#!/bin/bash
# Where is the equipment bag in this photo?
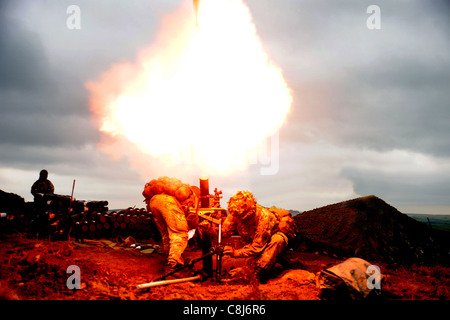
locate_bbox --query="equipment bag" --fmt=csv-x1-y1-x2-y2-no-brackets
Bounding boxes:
316,257,382,300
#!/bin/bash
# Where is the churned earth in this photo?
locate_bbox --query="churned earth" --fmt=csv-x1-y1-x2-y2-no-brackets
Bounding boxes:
0,233,448,300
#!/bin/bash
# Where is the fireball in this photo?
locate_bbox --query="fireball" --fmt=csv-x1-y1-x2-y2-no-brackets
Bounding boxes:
86,0,292,175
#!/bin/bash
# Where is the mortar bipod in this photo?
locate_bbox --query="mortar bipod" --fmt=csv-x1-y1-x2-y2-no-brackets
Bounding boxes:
136,245,223,290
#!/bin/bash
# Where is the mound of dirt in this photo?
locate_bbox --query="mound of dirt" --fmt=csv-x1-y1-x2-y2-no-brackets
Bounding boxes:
293,195,448,264
0,189,25,212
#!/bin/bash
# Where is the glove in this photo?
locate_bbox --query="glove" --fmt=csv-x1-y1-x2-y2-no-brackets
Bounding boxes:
199,220,211,233
223,245,235,257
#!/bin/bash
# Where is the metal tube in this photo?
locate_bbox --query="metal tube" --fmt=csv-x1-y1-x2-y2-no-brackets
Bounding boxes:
199,177,209,208
216,223,223,283
68,179,76,214
136,274,202,290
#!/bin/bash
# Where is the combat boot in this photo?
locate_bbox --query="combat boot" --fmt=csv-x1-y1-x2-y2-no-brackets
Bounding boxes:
254,266,271,284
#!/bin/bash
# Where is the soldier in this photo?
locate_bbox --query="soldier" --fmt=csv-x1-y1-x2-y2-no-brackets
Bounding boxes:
30,169,55,237
143,177,200,272
31,169,55,198
221,191,296,280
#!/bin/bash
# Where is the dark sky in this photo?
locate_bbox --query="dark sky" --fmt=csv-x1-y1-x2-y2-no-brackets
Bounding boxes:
1,0,449,213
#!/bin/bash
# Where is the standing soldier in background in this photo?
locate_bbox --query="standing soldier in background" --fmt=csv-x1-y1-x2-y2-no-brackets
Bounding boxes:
31,169,55,198
30,169,55,237
221,191,296,281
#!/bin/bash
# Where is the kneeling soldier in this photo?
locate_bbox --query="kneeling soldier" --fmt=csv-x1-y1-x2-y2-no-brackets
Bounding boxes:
221,191,296,280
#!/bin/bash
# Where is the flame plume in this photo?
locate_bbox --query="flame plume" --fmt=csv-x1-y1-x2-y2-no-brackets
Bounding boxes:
86,0,292,176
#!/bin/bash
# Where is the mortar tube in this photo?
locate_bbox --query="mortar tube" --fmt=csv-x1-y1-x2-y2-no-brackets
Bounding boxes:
199,176,209,208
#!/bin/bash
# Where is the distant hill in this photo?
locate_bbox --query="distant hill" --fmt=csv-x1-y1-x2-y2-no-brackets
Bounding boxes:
293,195,449,264
288,209,302,217
407,213,450,232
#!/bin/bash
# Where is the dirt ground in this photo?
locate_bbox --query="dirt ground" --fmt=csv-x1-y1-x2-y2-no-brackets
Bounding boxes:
0,233,448,300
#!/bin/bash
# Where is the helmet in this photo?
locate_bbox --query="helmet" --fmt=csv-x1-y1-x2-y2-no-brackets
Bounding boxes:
39,169,48,180
227,190,257,220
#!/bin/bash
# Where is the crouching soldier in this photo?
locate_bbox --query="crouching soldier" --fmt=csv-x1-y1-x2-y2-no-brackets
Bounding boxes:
221,191,296,281
143,177,200,272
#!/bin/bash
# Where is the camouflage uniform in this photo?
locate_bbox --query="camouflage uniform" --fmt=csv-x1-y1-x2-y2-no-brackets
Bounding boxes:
31,179,55,196
222,204,288,270
149,194,189,268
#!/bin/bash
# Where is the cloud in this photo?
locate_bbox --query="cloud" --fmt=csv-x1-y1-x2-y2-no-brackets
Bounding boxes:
248,139,450,213
244,0,450,213
0,6,52,92
326,12,450,157
0,2,97,148
0,0,184,148
341,149,450,207
246,0,450,157
0,0,190,209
